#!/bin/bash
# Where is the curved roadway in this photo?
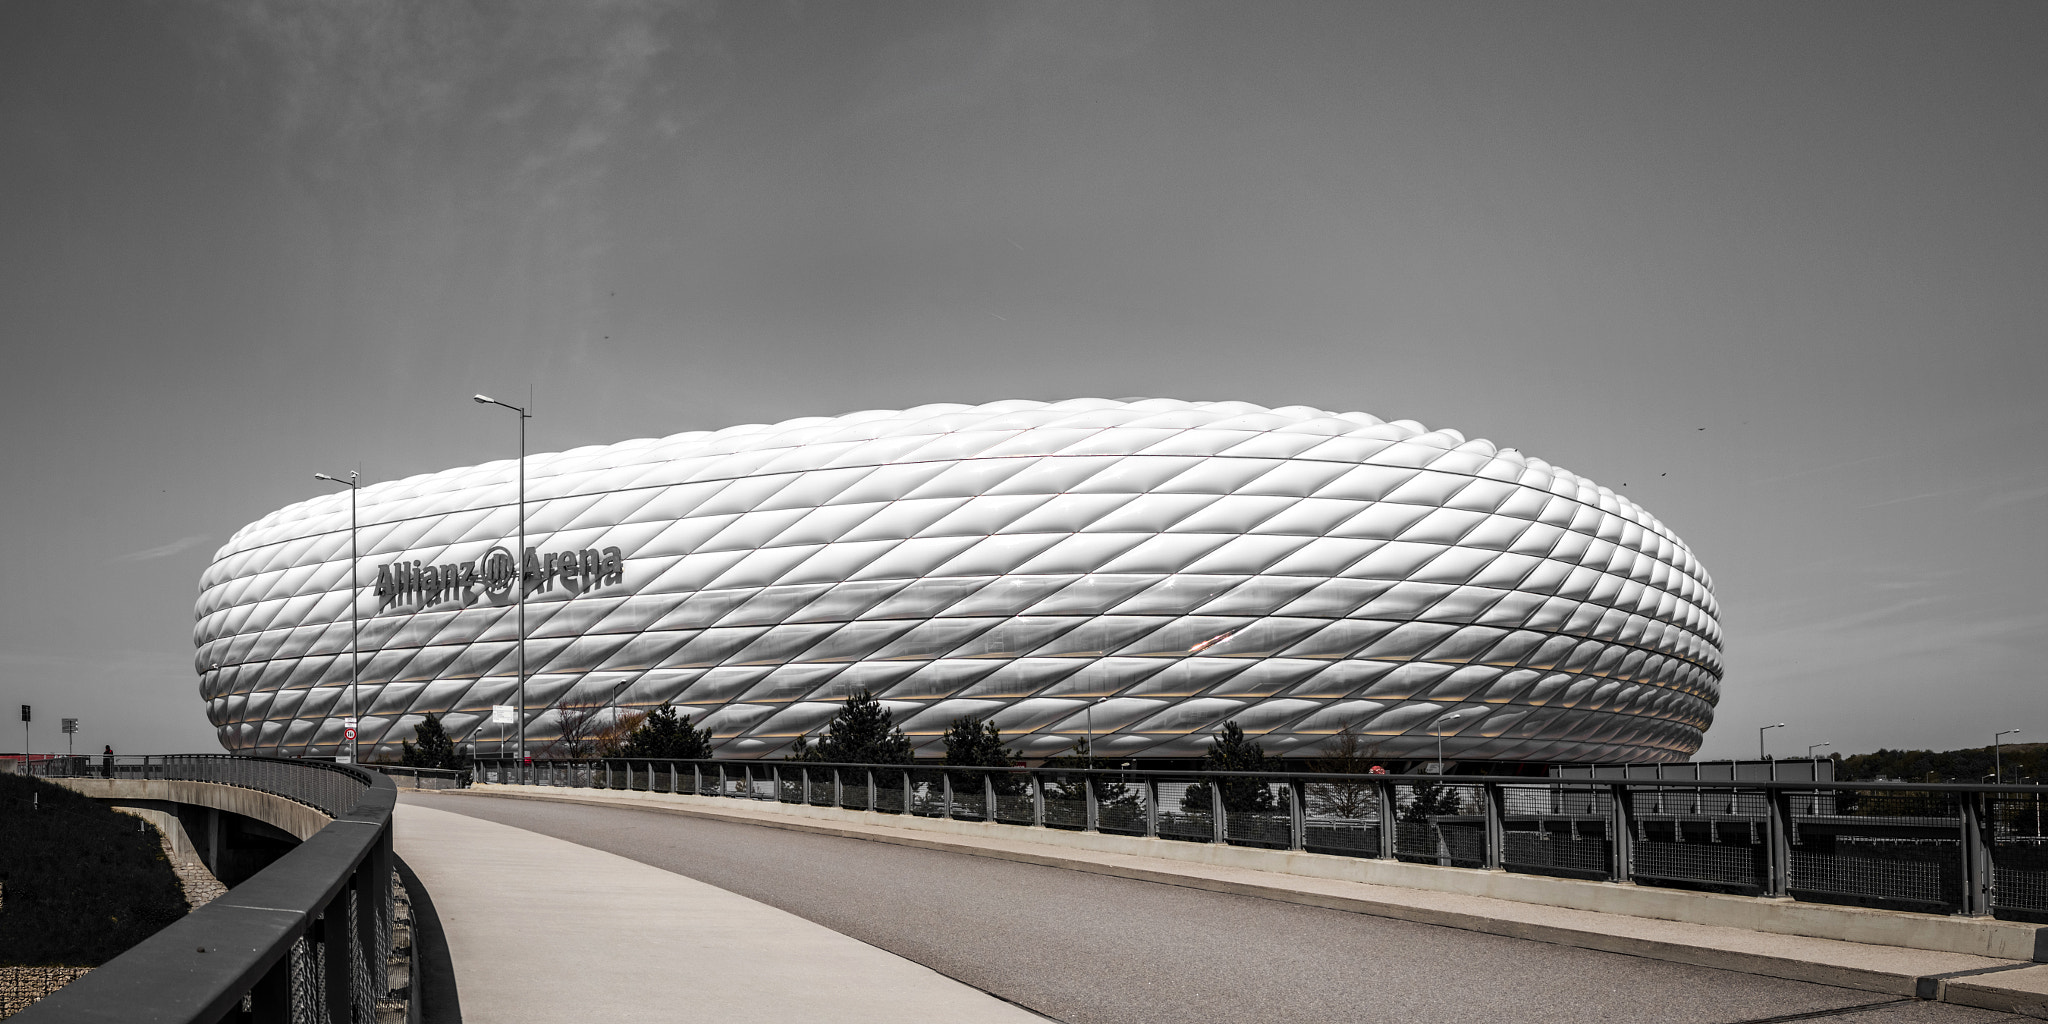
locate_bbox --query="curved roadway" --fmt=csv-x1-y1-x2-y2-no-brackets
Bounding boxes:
406,791,2020,1024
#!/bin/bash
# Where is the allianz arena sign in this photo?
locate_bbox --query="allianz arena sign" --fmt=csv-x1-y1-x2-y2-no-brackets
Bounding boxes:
373,544,626,608
194,399,1723,763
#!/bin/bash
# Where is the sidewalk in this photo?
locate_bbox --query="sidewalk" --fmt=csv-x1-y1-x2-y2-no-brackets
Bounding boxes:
441,785,2048,1019
393,801,1044,1023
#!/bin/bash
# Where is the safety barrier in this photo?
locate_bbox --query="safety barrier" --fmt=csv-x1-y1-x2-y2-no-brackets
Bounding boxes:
479,757,2048,922
15,756,396,1024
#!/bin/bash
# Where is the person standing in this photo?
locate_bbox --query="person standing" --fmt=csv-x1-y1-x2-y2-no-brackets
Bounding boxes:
102,743,114,778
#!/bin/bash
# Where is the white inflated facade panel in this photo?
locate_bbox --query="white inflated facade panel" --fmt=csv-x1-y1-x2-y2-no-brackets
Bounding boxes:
194,399,1723,763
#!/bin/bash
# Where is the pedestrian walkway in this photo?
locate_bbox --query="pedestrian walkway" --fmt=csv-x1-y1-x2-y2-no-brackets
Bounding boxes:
393,802,1045,1023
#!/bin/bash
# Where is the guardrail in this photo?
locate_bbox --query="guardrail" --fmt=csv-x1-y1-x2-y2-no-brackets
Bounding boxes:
362,763,470,790
479,757,2048,923
15,756,396,1024
26,754,373,818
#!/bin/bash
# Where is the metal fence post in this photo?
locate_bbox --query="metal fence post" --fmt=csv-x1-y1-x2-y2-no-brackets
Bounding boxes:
1145,776,1158,838
1084,773,1099,832
1376,780,1397,860
321,891,352,1024
942,772,953,818
903,770,913,814
1289,778,1307,852
1211,777,1227,844
693,763,702,796
868,769,877,811
1962,790,1993,916
1765,785,1793,897
1608,783,1635,883
717,762,727,798
1482,781,1506,870
833,767,843,807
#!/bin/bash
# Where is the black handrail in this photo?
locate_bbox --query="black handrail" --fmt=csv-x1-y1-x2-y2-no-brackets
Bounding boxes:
16,758,397,1024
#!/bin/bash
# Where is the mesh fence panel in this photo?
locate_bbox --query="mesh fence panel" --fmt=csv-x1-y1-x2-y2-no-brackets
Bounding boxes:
872,769,908,814
1222,781,1292,849
1626,785,1766,894
1788,789,1961,912
993,776,1036,825
1303,778,1382,857
1154,779,1214,843
1041,772,1087,830
1499,784,1611,879
1392,782,1484,867
944,771,986,820
1096,775,1148,836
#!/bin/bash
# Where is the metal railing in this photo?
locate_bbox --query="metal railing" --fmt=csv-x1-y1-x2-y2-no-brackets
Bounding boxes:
479,756,2048,923
15,756,397,1024
24,754,374,818
362,763,470,790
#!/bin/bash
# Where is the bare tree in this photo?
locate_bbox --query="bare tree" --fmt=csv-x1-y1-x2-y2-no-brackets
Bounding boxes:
548,697,611,759
1305,728,1383,818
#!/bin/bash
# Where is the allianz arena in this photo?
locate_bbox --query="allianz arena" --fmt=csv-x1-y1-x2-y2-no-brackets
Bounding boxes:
194,398,1722,763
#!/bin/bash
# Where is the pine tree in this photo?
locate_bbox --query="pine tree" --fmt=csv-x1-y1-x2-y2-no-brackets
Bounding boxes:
400,713,462,770
797,690,913,764
619,705,712,760
1182,721,1278,814
942,716,1016,767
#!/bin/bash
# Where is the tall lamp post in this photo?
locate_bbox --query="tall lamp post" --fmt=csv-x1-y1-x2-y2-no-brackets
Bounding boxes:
1759,722,1785,759
1807,741,1831,759
473,393,531,781
1435,708,1471,773
313,470,362,764
1996,729,2022,785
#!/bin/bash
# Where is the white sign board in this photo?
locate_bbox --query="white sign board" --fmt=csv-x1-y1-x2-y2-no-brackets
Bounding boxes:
491,704,517,725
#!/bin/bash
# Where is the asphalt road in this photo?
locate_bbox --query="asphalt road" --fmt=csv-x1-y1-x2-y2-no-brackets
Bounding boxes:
405,792,2022,1024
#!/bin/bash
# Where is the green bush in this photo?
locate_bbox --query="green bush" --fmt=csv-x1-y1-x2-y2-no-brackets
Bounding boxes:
0,774,188,966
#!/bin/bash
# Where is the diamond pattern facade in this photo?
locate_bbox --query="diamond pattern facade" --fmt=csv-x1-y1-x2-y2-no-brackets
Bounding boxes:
194,398,1722,763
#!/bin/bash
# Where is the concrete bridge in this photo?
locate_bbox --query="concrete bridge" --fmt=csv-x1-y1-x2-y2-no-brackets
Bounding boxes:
24,760,2048,1023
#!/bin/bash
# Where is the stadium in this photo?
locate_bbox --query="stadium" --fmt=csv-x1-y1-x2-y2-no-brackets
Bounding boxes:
193,398,1723,764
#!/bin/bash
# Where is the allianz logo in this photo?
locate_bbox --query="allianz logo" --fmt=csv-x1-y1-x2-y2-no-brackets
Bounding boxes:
375,544,626,609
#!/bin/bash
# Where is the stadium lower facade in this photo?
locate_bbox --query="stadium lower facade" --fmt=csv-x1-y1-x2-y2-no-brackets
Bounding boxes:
194,399,1723,763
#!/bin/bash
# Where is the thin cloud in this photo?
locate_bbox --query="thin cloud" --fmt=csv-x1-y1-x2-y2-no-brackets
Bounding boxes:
113,534,211,563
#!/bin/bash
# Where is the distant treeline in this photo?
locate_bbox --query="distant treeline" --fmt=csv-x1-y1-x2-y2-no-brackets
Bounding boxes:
1837,742,2044,783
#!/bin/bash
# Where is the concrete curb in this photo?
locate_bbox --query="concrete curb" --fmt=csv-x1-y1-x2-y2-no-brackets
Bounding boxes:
439,785,2048,1018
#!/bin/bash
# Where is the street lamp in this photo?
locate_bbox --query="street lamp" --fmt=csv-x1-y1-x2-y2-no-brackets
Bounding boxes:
1085,695,1109,765
473,392,532,781
1807,741,1831,759
314,470,362,765
1996,729,2022,785
1759,723,1786,759
1435,708,1472,774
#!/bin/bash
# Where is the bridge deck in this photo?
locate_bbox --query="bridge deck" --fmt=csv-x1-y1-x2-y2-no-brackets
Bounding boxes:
393,801,1041,1023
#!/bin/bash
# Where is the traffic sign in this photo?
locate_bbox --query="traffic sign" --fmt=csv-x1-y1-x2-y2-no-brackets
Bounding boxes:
491,704,516,725
60,718,77,734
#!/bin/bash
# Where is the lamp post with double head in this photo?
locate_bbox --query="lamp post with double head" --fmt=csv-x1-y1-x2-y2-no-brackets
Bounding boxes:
473,393,531,781
313,471,361,764
1996,729,2022,785
1759,722,1785,759
1807,741,1831,759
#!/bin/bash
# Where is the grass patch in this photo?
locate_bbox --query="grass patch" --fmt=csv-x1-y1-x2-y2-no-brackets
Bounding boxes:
0,774,188,966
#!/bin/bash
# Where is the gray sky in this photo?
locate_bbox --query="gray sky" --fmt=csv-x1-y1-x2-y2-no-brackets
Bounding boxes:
4,1,2042,761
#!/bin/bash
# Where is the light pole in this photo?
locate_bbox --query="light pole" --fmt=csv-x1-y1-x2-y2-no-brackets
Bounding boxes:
474,392,532,781
1436,709,1471,773
314,471,362,764
1759,722,1785,759
1085,695,1108,765
1807,741,1831,759
1996,729,2022,785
